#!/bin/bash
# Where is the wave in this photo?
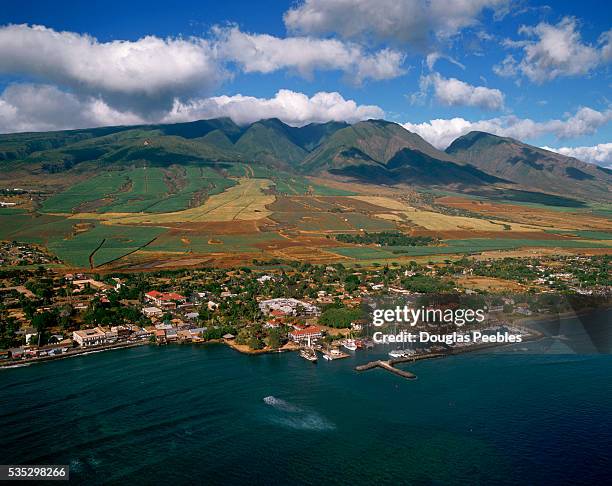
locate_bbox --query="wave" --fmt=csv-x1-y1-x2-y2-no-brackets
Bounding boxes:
263,396,335,431
0,363,31,369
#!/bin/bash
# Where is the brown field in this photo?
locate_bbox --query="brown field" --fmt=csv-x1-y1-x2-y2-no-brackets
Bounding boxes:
436,196,612,230
457,276,528,292
350,195,539,232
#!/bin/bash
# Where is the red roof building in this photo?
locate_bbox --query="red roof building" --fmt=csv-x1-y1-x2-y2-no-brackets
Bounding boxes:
289,326,322,342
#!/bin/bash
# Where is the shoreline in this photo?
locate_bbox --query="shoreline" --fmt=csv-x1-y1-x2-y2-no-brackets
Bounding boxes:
0,340,149,369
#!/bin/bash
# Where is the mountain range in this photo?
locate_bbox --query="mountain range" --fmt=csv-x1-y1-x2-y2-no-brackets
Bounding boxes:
0,117,610,202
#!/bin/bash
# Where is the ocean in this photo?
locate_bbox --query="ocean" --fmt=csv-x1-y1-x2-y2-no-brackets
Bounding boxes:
1,310,611,485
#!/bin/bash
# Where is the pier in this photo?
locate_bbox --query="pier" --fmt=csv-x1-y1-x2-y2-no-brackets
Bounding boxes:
355,353,446,380
355,359,417,380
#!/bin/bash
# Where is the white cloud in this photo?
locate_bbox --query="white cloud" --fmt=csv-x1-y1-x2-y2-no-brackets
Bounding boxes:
0,24,223,103
0,84,383,133
423,73,504,110
0,84,143,133
162,89,384,126
402,106,612,149
284,0,509,47
495,17,607,83
215,26,405,82
412,72,504,110
541,143,612,168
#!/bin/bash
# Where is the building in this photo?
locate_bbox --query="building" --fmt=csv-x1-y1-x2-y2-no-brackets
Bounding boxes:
259,298,320,317
289,326,323,343
73,328,107,347
144,291,186,309
142,306,163,318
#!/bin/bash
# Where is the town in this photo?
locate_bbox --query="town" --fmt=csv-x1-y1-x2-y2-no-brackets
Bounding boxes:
1,243,610,365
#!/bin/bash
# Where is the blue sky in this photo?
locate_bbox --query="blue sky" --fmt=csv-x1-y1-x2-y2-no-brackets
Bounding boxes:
0,0,610,165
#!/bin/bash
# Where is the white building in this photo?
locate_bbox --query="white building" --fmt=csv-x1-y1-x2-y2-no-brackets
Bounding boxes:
73,328,107,347
258,298,320,317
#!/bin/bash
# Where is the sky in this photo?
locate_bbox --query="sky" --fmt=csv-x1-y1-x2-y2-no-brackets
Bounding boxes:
0,0,611,166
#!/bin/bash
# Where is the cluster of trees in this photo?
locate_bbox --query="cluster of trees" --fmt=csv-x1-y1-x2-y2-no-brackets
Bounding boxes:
335,232,436,247
319,303,365,329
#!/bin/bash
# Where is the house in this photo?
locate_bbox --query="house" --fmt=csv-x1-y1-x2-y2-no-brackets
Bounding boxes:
289,326,322,343
177,330,192,341
111,325,131,338
154,329,167,343
73,328,107,347
24,327,38,344
165,329,178,342
142,306,163,318
144,290,186,309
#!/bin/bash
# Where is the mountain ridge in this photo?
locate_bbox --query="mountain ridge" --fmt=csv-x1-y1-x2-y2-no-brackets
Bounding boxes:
0,118,609,202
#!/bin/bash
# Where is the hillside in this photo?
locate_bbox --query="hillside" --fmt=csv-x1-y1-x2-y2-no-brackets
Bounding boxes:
446,131,612,201
0,119,610,203
300,119,456,173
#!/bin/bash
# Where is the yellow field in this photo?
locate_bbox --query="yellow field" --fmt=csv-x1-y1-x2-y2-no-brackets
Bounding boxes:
349,195,539,232
70,179,275,224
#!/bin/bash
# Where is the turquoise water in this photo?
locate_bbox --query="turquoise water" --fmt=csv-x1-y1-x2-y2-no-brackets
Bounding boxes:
1,314,612,485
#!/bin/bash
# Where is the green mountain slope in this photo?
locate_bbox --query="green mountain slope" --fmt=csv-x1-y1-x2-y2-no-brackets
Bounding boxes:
300,119,455,173
446,131,612,201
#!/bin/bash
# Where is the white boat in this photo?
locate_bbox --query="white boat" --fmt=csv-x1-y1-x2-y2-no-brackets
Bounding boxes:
342,339,358,351
322,353,333,361
388,348,416,358
388,348,406,358
300,348,317,362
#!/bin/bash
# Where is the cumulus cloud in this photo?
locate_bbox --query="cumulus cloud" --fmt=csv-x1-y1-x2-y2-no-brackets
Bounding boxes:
421,73,504,110
541,143,612,168
284,0,509,48
0,84,143,133
0,84,383,133
412,73,504,110
402,106,612,149
0,24,223,110
215,26,405,82
162,89,384,126
494,17,608,83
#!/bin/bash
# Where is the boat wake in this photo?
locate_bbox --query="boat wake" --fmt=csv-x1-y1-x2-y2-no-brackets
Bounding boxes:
263,396,335,431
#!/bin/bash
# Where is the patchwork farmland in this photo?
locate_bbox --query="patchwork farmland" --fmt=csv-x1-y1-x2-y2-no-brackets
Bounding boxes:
1,163,611,269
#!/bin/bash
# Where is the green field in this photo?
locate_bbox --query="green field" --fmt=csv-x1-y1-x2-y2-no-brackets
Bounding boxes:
145,231,283,254
144,166,236,213
41,172,128,213
332,237,612,260
48,224,165,267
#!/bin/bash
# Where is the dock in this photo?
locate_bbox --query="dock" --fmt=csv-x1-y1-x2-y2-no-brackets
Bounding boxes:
355,353,446,380
355,360,417,380
321,349,350,360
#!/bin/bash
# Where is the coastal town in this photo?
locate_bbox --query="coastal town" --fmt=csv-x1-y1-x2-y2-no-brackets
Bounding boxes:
0,242,610,367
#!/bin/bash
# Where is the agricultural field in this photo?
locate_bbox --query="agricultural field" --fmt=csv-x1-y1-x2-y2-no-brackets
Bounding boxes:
75,178,275,224
435,195,612,230
48,224,165,268
1,165,610,269
41,172,128,213
349,195,537,232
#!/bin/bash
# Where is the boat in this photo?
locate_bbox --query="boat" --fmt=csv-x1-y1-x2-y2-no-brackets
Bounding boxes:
300,335,318,362
388,348,416,358
322,353,333,361
388,348,407,358
342,339,358,351
300,347,317,362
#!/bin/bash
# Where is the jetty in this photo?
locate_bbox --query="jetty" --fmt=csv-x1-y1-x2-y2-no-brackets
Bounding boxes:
355,359,417,380
355,353,446,380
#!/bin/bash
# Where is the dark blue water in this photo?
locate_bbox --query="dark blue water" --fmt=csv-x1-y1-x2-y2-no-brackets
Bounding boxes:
2,316,612,485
